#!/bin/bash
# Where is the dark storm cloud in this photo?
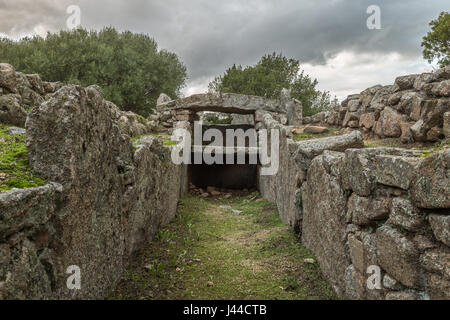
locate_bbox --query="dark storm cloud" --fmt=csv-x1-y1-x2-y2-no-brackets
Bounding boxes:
0,0,448,96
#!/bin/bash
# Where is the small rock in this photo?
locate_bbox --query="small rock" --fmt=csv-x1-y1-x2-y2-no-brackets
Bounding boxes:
232,209,243,215
219,205,232,210
201,193,209,198
304,125,329,134
304,258,315,264
224,194,232,199
7,126,26,135
207,281,214,287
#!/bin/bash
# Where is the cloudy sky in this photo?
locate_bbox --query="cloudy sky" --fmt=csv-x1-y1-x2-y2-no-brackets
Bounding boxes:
0,0,448,100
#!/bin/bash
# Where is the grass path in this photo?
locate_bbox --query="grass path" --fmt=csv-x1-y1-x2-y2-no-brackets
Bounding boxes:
110,193,338,300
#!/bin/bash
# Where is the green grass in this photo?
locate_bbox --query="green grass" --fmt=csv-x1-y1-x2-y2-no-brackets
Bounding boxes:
110,193,338,300
364,137,449,153
132,133,177,148
0,125,45,192
293,126,340,141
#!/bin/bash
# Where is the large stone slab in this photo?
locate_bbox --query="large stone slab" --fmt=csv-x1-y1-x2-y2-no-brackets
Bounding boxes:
157,93,283,115
292,130,363,171
343,148,422,196
374,155,420,190
411,149,450,209
302,154,350,294
376,225,421,289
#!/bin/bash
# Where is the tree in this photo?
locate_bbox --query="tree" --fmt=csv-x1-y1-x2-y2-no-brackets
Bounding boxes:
422,11,449,68
208,52,334,116
0,27,187,117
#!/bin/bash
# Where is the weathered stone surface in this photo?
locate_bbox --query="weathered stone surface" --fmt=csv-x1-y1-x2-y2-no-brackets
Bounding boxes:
385,291,418,300
0,63,18,93
420,249,450,277
348,234,365,273
376,225,421,288
125,136,187,255
303,125,329,134
410,94,424,121
293,131,363,171
344,265,365,299
374,107,403,138
16,72,45,108
420,249,450,299
326,111,340,126
347,120,359,128
0,235,54,300
25,74,44,95
42,81,62,94
426,126,443,141
360,85,382,109
281,88,303,126
444,111,450,137
302,154,350,294
159,93,283,115
231,114,254,125
393,74,419,92
412,98,450,141
156,93,172,106
0,183,62,299
429,214,450,246
359,113,375,129
342,111,360,127
410,119,427,142
414,72,435,91
347,194,390,226
411,149,450,209
362,233,378,266
310,111,327,124
383,274,403,291
400,122,413,144
397,91,420,115
343,148,422,196
423,79,450,97
388,198,425,232
21,84,186,299
413,234,437,252
7,126,26,135
0,94,27,127
374,155,420,189
347,99,360,112
0,183,62,241
258,115,302,230
422,273,450,300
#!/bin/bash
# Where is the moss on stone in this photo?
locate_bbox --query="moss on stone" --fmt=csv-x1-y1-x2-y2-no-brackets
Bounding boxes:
0,124,45,192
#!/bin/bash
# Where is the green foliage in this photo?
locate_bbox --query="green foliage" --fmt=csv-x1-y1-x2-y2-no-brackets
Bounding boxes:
0,27,187,117
0,125,45,191
203,113,233,125
422,12,450,68
208,52,336,116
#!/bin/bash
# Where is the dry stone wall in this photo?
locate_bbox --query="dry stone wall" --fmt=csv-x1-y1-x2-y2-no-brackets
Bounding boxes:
306,66,450,143
259,114,449,300
0,78,187,299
